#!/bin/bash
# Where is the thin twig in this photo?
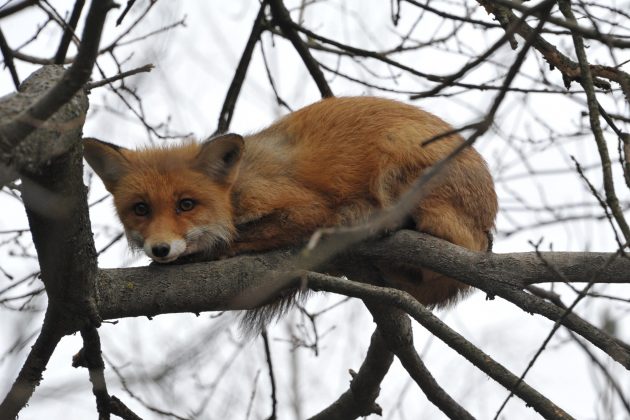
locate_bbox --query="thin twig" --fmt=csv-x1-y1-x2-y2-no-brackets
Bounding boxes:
480,0,630,48
259,39,292,112
410,0,554,100
214,1,268,135
261,330,277,420
268,0,333,98
96,232,125,256
569,332,630,416
570,156,624,249
495,241,626,418
0,28,19,89
0,308,65,419
494,283,594,419
85,63,154,91
105,356,191,420
527,286,630,416
478,0,630,101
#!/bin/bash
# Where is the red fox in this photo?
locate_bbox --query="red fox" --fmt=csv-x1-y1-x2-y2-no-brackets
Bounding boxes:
84,96,497,307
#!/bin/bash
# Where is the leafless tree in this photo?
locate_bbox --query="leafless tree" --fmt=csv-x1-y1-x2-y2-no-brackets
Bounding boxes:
1,1,629,419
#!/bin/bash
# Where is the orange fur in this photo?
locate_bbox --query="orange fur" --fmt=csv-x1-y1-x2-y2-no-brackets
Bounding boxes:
84,96,497,307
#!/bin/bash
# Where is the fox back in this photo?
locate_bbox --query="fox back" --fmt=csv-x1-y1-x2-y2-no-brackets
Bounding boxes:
84,96,497,307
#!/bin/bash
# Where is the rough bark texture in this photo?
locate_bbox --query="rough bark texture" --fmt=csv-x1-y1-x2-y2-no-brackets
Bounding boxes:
0,64,98,420
96,231,630,321
97,251,292,319
14,65,98,319
0,0,114,187
0,65,87,185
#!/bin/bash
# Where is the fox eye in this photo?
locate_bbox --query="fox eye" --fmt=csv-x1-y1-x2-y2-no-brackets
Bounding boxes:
178,198,196,212
133,202,150,216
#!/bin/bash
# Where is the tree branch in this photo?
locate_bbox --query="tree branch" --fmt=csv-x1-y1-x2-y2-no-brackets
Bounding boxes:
477,0,630,102
53,0,85,65
558,0,630,243
0,307,65,420
96,231,630,320
307,274,574,420
0,26,105,414
0,0,116,176
367,303,476,420
0,65,88,187
84,63,154,91
0,27,20,89
261,330,277,420
481,0,630,49
353,232,630,369
308,328,393,420
0,0,39,20
76,326,111,420
214,1,267,135
94,230,630,369
268,0,333,98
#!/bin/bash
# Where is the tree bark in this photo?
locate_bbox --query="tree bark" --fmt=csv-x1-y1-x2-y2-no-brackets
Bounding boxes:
95,231,630,321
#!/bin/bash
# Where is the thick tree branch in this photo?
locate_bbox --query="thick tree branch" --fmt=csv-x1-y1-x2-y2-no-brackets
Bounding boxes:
353,233,630,368
0,94,98,418
94,230,630,369
0,0,116,181
0,65,88,185
0,33,112,416
355,232,630,287
0,58,99,418
96,231,630,320
18,95,97,313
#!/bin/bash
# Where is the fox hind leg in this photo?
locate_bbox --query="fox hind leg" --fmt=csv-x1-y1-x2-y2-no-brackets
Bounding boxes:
378,203,486,307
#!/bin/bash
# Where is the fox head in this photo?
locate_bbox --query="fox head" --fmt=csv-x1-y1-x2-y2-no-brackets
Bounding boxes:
83,134,244,263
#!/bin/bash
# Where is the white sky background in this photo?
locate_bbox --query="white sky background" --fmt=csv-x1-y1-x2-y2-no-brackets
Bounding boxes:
1,1,629,419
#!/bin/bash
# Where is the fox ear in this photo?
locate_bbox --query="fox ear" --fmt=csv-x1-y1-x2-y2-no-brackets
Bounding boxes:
195,133,244,184
83,138,130,192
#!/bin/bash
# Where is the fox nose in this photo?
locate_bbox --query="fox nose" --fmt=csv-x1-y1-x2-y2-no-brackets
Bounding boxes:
152,243,170,258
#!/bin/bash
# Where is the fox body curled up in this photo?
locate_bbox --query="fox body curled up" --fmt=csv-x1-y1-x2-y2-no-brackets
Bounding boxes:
84,96,497,308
